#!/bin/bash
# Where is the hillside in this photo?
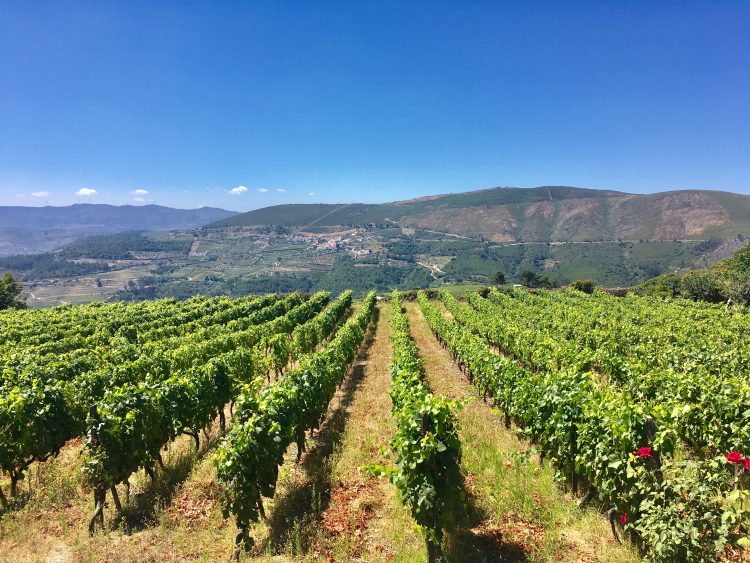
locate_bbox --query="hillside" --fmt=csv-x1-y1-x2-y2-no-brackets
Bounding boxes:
0,204,236,256
210,186,750,243
9,186,750,305
633,236,750,304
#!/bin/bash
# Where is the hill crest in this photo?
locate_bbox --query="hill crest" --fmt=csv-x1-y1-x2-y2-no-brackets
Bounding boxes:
209,185,749,243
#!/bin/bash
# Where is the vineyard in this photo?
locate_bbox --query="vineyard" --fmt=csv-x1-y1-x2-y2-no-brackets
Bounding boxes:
0,288,749,561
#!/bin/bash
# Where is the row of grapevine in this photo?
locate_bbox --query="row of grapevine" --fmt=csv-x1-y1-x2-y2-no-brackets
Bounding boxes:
0,293,278,378
468,289,750,457
484,287,750,391
83,291,355,531
386,291,462,562
213,292,376,560
263,290,355,381
502,287,750,373
291,290,353,359
0,296,200,346
0,293,307,507
1,293,260,354
419,291,749,561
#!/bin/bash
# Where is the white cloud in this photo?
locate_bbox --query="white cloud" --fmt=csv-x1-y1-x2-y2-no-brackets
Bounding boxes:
133,197,146,203
308,192,316,196
76,188,97,197
257,187,269,193
132,189,148,196
30,191,49,197
229,185,248,195
276,188,286,192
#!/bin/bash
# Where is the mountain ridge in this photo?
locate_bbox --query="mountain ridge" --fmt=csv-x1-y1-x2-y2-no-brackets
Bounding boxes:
0,203,235,229
0,204,237,256
208,186,750,243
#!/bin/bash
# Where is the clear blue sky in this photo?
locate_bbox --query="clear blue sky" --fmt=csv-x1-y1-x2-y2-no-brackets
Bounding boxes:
1,1,748,211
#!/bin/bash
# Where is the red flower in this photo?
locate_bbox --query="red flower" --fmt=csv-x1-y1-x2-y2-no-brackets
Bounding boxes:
744,458,750,471
636,447,653,459
620,512,628,525
726,450,745,464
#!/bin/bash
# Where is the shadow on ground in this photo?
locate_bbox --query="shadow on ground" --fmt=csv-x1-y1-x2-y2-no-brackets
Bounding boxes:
254,308,380,556
113,427,222,533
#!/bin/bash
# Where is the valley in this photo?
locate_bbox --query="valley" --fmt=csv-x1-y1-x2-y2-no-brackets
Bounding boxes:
5,186,747,306
19,224,714,307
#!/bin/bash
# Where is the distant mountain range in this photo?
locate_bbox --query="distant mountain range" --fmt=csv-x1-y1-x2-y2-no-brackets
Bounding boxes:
0,204,236,256
210,186,750,243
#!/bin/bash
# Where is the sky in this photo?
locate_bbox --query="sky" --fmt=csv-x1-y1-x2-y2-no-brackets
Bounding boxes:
0,1,748,211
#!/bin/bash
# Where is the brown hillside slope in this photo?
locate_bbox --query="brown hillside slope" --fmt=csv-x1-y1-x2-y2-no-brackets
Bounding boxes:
214,187,750,243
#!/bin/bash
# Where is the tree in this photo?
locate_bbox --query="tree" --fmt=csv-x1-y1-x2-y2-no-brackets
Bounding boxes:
519,270,558,289
0,272,26,310
724,270,750,306
519,270,539,287
633,274,681,299
680,270,725,303
492,271,506,285
536,274,559,289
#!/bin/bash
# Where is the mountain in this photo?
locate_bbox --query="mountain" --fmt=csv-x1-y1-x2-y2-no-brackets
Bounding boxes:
209,186,750,243
11,186,750,306
0,203,235,231
0,204,237,256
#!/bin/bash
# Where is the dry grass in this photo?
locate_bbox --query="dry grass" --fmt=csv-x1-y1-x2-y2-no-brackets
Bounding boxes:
0,414,235,563
313,303,425,562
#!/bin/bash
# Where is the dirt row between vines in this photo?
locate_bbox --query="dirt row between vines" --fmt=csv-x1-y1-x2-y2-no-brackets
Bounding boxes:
404,301,638,563
312,302,424,561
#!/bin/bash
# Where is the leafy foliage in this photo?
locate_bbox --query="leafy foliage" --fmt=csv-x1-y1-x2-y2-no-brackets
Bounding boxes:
635,242,750,305
425,288,750,560
213,292,376,543
382,291,463,551
569,279,594,294
0,292,334,507
518,269,559,289
83,292,341,492
633,273,682,298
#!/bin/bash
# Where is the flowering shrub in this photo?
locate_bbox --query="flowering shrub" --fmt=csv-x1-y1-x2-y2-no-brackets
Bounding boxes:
636,446,653,459
631,457,749,562
727,450,745,464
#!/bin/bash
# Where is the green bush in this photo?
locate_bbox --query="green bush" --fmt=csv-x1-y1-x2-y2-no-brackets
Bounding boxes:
719,241,750,272
633,274,682,299
680,270,725,303
569,279,595,294
724,270,750,306
0,272,26,310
